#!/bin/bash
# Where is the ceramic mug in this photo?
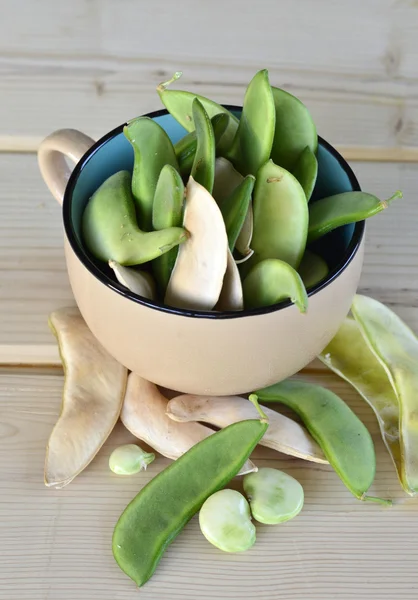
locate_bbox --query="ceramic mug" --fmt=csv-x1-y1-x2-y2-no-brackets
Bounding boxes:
38,107,365,395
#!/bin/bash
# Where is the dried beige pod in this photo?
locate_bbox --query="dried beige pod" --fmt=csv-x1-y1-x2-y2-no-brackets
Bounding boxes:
213,157,244,204
108,260,156,299
45,308,127,488
235,247,255,264
120,372,256,475
213,157,253,258
166,394,328,464
215,248,244,311
165,176,228,310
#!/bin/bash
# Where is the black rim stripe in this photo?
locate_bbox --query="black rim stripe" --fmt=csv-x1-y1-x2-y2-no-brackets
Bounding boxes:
63,105,364,320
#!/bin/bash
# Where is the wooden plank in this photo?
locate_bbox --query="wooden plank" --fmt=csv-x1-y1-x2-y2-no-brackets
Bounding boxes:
0,369,416,600
355,161,418,326
341,146,418,163
0,154,74,364
2,68,418,153
0,154,417,364
2,0,418,150
0,0,416,78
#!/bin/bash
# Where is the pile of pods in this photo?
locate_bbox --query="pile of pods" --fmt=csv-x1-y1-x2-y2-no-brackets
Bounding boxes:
45,289,418,588
82,69,402,312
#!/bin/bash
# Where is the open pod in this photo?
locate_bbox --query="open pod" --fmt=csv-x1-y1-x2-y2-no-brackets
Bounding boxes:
215,249,244,312
320,316,403,490
351,294,418,495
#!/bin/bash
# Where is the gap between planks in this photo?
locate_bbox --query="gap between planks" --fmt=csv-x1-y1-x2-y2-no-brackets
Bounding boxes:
2,135,418,164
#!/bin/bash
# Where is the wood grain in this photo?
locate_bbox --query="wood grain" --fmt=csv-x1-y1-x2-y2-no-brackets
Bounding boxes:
0,154,73,364
1,370,417,600
3,74,418,155
1,2,418,596
2,0,418,151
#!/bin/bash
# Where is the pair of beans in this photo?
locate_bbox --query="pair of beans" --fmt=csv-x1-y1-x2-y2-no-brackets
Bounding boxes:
199,467,304,553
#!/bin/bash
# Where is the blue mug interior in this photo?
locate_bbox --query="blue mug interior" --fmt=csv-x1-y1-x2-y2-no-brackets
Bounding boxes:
65,107,362,315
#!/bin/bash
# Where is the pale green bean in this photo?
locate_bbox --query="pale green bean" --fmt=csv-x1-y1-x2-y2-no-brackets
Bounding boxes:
243,467,304,524
199,489,255,552
109,444,155,475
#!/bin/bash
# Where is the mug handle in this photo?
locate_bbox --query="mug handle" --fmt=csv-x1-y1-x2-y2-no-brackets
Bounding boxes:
38,129,96,206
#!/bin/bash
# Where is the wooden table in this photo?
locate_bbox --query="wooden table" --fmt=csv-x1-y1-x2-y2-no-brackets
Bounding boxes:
2,2,418,598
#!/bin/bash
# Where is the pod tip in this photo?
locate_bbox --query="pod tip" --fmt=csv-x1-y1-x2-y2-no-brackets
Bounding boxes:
382,190,403,209
361,494,393,507
157,71,183,93
295,297,308,314
248,394,269,424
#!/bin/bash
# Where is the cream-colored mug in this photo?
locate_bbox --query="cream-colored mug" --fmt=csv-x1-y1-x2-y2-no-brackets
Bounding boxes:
38,108,365,395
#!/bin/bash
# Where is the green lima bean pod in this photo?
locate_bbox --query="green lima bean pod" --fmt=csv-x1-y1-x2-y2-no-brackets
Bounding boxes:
157,71,238,154
220,175,255,252
174,112,229,177
225,69,276,177
124,117,179,231
255,380,392,505
82,171,187,266
249,159,308,271
292,146,318,201
112,397,268,587
243,259,308,312
190,98,215,193
298,250,329,289
152,164,185,294
270,86,318,172
308,190,403,243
